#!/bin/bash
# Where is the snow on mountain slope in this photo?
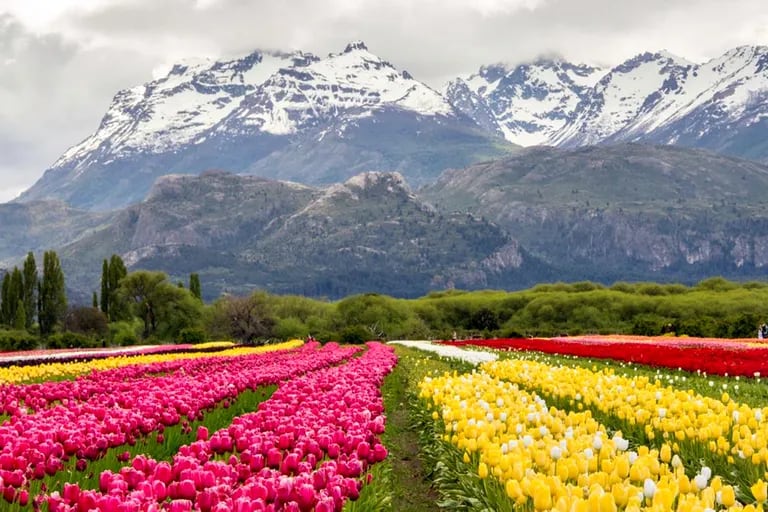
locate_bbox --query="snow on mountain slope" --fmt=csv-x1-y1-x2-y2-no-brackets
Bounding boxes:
53,41,455,173
553,46,768,147
449,46,768,157
217,41,454,137
551,51,694,145
446,59,603,146
53,50,311,173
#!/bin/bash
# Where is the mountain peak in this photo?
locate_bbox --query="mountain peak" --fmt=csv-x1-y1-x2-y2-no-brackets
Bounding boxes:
343,40,369,53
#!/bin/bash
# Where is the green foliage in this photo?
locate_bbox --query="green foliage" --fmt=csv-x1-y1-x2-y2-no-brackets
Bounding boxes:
46,331,97,349
109,320,141,346
64,306,109,339
179,327,206,344
205,291,276,344
39,251,67,336
0,268,26,328
0,329,38,351
102,254,129,321
273,316,308,340
336,293,409,340
225,277,768,341
12,300,25,331
22,252,37,328
118,270,202,340
189,273,202,301
339,325,371,344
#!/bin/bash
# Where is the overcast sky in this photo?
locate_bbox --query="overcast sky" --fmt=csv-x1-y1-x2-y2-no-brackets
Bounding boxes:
1,0,767,203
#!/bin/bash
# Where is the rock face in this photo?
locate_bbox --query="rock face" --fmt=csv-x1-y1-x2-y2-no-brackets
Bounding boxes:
0,201,113,266
17,42,514,211
5,144,768,301
53,171,543,300
422,143,768,282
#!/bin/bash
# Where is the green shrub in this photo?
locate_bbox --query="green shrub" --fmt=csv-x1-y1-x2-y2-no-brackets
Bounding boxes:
0,330,39,351
340,325,370,344
46,332,96,349
179,327,206,344
110,320,141,346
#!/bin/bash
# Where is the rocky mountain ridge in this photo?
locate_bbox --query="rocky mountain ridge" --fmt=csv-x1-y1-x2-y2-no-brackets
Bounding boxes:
449,46,768,160
18,41,513,210
38,171,545,300
422,143,768,282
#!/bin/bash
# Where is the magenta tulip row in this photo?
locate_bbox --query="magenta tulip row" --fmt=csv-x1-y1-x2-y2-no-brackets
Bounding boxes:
0,343,361,501
0,344,223,368
2,348,310,416
47,342,397,512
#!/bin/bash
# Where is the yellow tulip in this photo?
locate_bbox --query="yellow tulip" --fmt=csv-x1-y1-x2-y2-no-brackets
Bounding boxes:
659,444,671,463
720,485,735,507
532,481,553,511
598,492,617,512
752,479,768,502
478,462,489,479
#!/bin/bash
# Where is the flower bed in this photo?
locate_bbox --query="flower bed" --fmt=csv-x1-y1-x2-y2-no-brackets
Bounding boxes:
442,336,768,376
0,341,301,385
0,342,360,504
47,342,397,511
419,367,767,510
388,340,497,365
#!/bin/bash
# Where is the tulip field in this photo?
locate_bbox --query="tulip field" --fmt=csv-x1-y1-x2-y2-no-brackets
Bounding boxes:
1,335,767,511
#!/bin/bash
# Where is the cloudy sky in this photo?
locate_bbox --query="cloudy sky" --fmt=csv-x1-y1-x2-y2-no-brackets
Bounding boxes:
1,0,767,203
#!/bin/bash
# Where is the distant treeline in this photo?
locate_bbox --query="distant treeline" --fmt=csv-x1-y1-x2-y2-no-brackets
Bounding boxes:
266,277,768,342
2,271,767,349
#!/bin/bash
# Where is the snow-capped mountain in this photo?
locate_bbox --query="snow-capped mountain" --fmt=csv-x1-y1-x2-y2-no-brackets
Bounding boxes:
445,59,604,145
18,43,768,211
550,51,695,145
451,46,768,160
19,41,512,210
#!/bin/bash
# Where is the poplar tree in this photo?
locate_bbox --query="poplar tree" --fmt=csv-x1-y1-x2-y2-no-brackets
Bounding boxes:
39,251,67,336
22,252,37,329
100,259,109,316
189,273,202,301
100,255,127,321
8,268,23,328
0,273,10,326
13,300,25,331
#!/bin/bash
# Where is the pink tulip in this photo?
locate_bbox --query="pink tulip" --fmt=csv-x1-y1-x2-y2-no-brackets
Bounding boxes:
168,499,193,512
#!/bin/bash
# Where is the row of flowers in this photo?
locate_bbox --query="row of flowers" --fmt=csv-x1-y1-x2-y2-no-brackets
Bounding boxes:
441,337,768,376
0,341,237,367
480,358,768,477
0,341,304,416
388,340,498,365
0,341,300,385
0,341,360,501
419,367,768,511
46,342,397,511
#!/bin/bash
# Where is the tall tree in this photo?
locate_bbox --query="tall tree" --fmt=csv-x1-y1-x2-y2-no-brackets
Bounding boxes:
8,268,23,329
13,300,26,331
92,292,98,309
100,259,109,316
39,250,67,336
107,255,127,321
189,273,202,301
118,270,200,340
0,273,10,326
100,255,128,321
207,292,276,344
22,252,37,329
